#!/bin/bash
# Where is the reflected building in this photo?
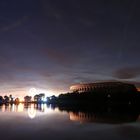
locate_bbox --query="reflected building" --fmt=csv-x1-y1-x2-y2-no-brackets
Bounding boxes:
69,111,139,124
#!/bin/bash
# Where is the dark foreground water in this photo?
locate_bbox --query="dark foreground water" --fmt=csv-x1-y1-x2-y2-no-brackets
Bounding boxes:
0,104,140,140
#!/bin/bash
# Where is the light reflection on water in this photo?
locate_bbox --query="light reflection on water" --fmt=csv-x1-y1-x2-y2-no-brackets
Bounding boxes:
0,104,140,140
0,103,140,123
0,103,59,119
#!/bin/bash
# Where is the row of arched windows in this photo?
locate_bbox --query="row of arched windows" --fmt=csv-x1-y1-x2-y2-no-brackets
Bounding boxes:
71,83,135,93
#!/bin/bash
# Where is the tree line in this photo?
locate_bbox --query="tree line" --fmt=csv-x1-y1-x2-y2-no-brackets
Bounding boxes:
0,90,140,105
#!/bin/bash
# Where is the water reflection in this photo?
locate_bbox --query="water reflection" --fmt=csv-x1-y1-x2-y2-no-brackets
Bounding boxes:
0,104,140,140
0,104,140,124
0,103,57,119
69,111,139,124
28,104,36,119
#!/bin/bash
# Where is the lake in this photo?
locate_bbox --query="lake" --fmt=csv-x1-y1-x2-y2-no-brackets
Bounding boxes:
0,103,140,140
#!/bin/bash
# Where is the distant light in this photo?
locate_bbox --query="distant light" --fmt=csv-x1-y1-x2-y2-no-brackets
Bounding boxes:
137,88,140,92
19,98,24,102
43,98,47,102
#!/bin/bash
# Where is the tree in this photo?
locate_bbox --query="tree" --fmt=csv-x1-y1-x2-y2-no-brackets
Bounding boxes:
34,93,45,102
24,96,32,103
15,98,20,104
9,95,14,103
34,95,40,102
39,93,45,101
4,95,9,103
0,96,3,104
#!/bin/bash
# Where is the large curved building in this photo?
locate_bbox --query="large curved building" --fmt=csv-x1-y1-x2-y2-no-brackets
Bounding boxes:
70,82,137,93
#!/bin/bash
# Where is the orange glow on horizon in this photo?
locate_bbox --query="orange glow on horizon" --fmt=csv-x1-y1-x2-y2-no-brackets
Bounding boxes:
0,87,67,99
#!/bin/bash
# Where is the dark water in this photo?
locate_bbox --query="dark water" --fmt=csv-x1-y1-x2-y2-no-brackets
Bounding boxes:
0,104,140,140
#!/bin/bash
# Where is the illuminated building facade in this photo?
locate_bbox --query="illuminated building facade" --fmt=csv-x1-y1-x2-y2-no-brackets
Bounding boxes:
70,82,137,93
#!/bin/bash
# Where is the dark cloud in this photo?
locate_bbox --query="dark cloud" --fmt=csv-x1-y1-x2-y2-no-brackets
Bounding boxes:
0,0,139,96
41,46,89,67
113,67,140,79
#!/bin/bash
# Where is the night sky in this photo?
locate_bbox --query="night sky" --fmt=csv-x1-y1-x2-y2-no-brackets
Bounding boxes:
0,0,140,97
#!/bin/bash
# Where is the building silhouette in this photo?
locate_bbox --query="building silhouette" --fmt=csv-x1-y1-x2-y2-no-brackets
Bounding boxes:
70,82,137,93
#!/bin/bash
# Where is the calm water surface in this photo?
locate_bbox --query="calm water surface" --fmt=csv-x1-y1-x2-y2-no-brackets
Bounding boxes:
0,104,140,140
